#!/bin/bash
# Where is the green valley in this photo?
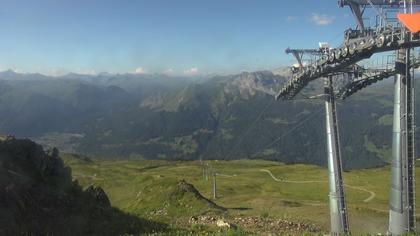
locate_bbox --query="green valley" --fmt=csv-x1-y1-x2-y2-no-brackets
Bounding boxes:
63,154,420,235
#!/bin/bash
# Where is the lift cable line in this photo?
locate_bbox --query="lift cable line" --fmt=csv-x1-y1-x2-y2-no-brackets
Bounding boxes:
251,63,420,158
251,107,324,159
273,1,420,235
225,98,275,160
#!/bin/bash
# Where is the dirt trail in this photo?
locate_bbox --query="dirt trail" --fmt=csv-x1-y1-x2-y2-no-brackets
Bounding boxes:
344,184,376,203
259,169,375,203
259,169,326,183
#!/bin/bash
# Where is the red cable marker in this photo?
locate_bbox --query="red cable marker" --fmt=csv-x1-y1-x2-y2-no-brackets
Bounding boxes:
397,12,420,33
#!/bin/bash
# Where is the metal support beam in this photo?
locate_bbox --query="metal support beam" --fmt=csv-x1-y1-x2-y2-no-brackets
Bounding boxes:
324,76,350,235
205,164,209,181
388,48,416,235
213,172,217,199
291,51,304,68
285,48,323,68
348,2,365,30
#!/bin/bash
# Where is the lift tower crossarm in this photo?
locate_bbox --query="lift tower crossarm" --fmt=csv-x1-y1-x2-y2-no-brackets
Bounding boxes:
276,28,420,100
285,48,322,56
285,47,323,67
338,0,410,30
338,0,418,8
338,69,396,99
337,56,420,99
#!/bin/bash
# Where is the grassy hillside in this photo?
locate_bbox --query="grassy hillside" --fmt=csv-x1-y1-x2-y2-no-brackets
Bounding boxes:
63,154,420,235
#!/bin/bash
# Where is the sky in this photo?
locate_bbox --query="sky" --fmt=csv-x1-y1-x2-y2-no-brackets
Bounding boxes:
0,0,357,76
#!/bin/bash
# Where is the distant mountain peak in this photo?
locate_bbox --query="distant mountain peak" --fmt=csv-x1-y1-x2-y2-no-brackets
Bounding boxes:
0,69,49,80
0,69,20,77
230,70,286,96
272,67,292,78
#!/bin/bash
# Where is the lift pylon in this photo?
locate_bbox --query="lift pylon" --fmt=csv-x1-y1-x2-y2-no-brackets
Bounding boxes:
274,1,420,234
388,47,416,235
324,76,350,235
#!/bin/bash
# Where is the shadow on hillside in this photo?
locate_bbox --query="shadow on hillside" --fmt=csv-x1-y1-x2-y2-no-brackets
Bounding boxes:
227,207,252,211
0,137,169,236
128,164,168,172
1,204,169,236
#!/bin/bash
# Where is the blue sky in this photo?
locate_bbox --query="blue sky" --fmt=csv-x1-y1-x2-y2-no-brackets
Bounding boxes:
0,0,356,75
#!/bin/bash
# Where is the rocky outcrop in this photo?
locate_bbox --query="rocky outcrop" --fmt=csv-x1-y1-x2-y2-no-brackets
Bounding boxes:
228,71,286,97
216,219,236,229
85,185,111,207
174,180,226,211
231,216,321,233
0,137,166,236
189,215,321,234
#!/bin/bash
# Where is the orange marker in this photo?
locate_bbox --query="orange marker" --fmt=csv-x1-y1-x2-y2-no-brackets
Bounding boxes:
397,12,420,33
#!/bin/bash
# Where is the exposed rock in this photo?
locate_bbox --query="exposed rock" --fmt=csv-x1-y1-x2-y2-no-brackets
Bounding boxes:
0,137,166,235
174,180,226,211
0,137,72,187
272,67,293,78
231,216,322,234
216,219,236,229
229,71,285,97
189,215,321,234
84,185,111,207
189,215,217,224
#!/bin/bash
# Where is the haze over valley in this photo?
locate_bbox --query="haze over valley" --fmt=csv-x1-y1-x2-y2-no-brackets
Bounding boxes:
0,69,401,169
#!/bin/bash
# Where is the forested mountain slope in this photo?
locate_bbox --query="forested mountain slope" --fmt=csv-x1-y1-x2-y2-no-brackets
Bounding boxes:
0,70,406,169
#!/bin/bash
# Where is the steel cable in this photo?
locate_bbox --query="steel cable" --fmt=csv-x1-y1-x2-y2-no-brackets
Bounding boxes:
251,106,324,158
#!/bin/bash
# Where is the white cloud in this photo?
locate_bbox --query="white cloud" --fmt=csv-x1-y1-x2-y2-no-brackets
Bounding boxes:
134,67,146,74
75,68,97,75
310,13,335,26
183,67,198,76
38,67,96,76
10,68,24,73
44,68,69,76
163,68,174,75
286,16,297,22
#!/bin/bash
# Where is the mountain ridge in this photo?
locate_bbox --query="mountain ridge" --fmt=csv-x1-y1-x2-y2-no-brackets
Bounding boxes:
0,70,404,169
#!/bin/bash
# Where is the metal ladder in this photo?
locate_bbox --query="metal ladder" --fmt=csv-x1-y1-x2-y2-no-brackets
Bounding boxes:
406,47,416,231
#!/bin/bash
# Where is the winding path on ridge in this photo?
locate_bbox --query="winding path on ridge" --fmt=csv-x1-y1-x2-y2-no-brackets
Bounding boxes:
259,169,376,203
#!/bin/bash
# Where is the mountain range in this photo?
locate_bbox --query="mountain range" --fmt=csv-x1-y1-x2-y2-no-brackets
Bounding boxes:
0,69,408,169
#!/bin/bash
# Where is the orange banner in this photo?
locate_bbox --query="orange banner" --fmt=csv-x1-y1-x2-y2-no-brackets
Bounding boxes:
397,12,420,33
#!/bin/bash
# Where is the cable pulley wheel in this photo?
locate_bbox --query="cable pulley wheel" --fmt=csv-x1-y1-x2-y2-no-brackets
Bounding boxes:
349,43,357,55
375,35,385,48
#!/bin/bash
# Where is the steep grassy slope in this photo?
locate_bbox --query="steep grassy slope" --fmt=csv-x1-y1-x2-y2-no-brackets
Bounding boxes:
63,154,420,235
